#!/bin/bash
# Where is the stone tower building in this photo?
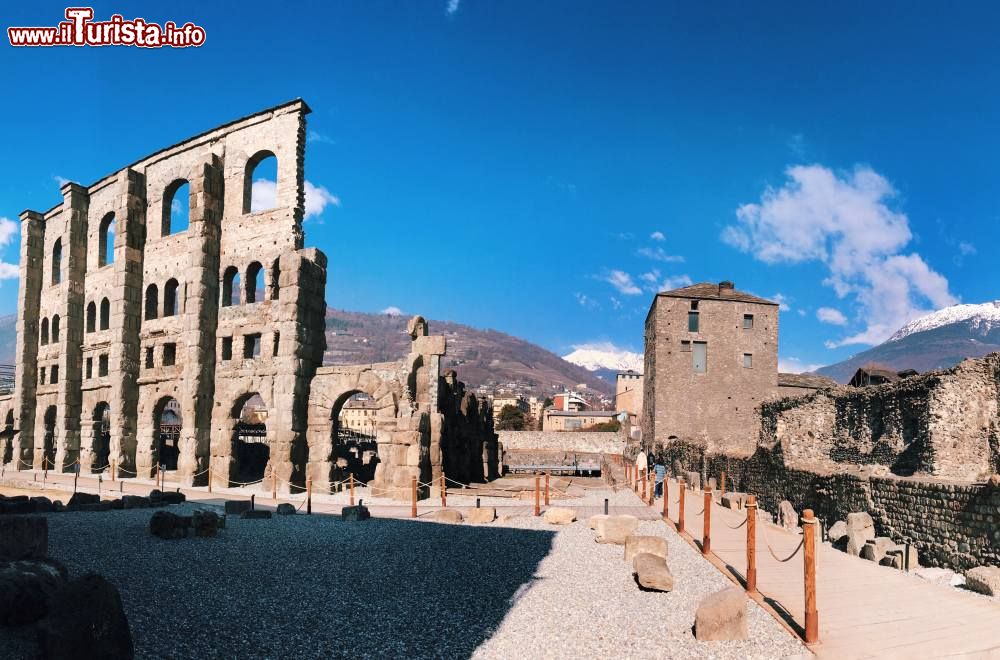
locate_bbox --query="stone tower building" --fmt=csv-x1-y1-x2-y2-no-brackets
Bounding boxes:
642,281,778,455
3,99,497,497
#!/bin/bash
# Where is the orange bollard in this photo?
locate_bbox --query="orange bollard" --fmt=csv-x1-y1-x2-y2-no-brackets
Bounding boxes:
545,472,550,506
648,471,654,506
702,487,712,555
349,473,355,506
534,476,540,516
803,509,820,643
208,467,213,493
662,477,669,520
678,478,686,533
272,470,277,501
411,476,417,518
745,495,757,593
441,473,447,507
111,459,116,482
641,470,647,501
720,470,727,495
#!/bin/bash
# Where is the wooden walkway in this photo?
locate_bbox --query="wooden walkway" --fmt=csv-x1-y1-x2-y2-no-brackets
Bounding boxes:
657,477,1000,659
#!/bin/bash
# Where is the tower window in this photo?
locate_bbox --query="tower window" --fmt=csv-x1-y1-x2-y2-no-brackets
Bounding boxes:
743,353,753,368
221,337,233,361
743,314,754,330
163,343,177,366
688,311,699,332
243,334,261,359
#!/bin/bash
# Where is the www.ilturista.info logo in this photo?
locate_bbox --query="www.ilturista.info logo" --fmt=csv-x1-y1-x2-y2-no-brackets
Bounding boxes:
8,7,206,48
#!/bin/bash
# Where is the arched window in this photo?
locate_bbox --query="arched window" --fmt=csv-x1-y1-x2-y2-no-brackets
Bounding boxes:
162,179,190,236
99,213,116,267
40,318,49,345
144,284,159,320
86,302,96,333
164,279,179,316
100,298,110,330
222,266,240,307
270,259,280,301
51,238,62,285
243,150,278,214
51,315,60,342
246,262,263,304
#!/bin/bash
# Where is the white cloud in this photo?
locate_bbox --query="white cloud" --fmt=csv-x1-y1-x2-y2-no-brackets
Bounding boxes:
650,231,665,241
609,296,622,310
723,164,958,347
958,241,976,256
772,293,792,312
816,307,848,326
778,357,824,373
575,292,598,309
304,181,341,221
0,218,19,281
307,130,335,145
381,306,403,316
603,270,642,296
53,175,70,188
446,0,460,15
251,179,341,221
660,274,693,291
637,246,685,263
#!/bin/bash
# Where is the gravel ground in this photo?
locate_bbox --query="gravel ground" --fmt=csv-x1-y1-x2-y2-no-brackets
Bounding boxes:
18,499,805,659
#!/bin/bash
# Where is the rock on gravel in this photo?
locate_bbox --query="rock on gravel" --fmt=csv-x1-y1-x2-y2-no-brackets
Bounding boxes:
588,514,608,530
542,507,576,525
39,573,134,660
430,509,464,523
595,515,639,544
0,558,66,625
966,566,1000,596
633,553,673,592
624,535,667,563
694,587,748,641
0,515,47,559
466,507,496,524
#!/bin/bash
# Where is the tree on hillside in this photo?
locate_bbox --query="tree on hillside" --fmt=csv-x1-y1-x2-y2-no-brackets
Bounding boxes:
496,404,527,431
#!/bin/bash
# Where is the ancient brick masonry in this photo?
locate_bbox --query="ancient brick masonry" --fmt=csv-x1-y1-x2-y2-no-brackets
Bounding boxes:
652,354,1000,570
0,100,497,498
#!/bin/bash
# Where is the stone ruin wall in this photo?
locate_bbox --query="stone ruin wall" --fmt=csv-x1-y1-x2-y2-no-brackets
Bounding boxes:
0,100,497,499
651,353,1000,570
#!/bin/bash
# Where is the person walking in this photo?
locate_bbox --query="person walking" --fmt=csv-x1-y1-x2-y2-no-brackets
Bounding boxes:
654,462,666,498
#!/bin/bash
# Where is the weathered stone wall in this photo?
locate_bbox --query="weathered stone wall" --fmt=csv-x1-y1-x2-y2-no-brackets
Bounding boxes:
498,431,626,455
6,100,497,500
758,354,1000,481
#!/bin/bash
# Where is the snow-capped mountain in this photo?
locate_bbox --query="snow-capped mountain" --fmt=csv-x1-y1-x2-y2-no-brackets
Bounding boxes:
888,301,1000,342
816,300,1000,383
562,344,644,374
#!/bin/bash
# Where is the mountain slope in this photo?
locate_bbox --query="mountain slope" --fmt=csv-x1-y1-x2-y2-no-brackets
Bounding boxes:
325,309,614,396
816,301,1000,383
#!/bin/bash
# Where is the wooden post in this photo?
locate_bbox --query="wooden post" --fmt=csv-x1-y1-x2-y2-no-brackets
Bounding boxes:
272,469,277,501
678,479,686,533
648,471,654,505
410,476,417,518
534,476,540,516
306,478,312,515
662,477,669,520
803,509,819,644
702,487,712,555
349,473,355,506
441,473,447,507
544,472,550,506
745,495,757,594
720,470,726,495
208,468,212,493
641,469,647,501
111,459,116,482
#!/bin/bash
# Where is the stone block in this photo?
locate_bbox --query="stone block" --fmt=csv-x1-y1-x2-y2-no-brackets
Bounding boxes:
0,559,66,626
67,492,100,507
466,507,496,524
588,514,608,530
694,587,748,641
685,471,701,490
341,505,370,522
430,508,464,523
149,511,191,539
778,501,798,530
624,535,668,563
846,531,869,557
276,503,296,515
633,553,674,592
845,512,875,542
192,510,222,537
39,573,134,659
413,335,446,356
122,495,150,509
595,515,639,544
861,537,898,563
721,492,746,510
543,507,576,525
29,497,54,513
224,500,252,515
0,516,47,560
965,566,1000,596
828,520,848,544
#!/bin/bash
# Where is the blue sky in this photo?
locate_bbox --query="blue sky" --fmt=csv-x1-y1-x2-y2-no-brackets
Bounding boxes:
2,2,999,371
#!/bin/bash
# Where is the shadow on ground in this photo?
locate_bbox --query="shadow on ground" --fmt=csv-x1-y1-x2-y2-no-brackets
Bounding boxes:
45,510,556,658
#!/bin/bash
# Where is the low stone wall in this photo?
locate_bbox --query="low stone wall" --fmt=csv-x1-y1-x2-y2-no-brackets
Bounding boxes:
498,431,626,456
654,440,1000,571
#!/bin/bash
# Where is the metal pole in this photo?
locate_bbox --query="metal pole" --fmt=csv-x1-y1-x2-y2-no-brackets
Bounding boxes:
702,487,712,555
251,494,255,511
803,509,819,644
604,498,609,515
306,478,312,515
746,495,757,593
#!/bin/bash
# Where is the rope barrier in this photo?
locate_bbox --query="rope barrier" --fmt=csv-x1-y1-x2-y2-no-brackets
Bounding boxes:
723,515,748,530
760,524,805,563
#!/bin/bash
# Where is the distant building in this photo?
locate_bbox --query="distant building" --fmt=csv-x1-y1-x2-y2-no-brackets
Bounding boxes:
526,396,546,429
643,280,779,454
543,409,619,432
777,372,837,397
552,391,588,412
492,396,528,422
340,394,378,436
615,370,644,440
849,366,919,388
